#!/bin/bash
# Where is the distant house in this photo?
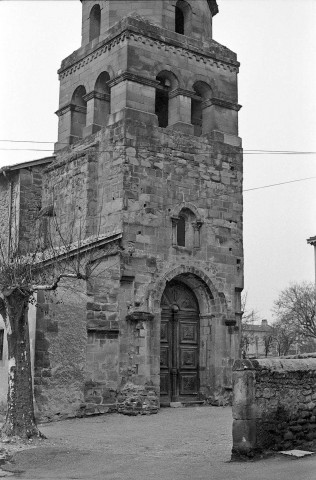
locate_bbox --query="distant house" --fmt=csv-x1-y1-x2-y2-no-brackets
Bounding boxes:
242,319,276,358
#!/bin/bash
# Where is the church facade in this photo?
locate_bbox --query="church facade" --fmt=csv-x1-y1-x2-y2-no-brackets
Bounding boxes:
0,0,243,419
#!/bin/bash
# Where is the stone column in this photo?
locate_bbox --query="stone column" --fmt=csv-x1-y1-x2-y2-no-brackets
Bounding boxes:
201,98,241,136
83,91,110,137
171,216,179,246
168,88,194,135
108,73,158,126
55,104,87,150
192,221,202,248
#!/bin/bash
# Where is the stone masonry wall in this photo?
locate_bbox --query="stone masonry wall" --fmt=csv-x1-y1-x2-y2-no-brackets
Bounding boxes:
232,355,316,458
34,280,87,421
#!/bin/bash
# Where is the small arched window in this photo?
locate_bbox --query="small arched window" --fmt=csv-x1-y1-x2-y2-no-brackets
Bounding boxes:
89,4,101,42
172,207,202,249
175,1,192,36
175,5,185,34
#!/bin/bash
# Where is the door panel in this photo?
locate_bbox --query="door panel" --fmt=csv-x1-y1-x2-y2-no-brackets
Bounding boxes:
160,281,199,402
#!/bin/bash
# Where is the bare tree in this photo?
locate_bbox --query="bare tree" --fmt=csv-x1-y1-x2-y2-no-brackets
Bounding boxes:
0,204,107,440
271,317,298,356
273,282,316,339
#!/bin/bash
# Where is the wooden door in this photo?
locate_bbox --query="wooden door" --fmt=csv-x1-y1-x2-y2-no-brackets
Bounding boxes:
160,281,199,403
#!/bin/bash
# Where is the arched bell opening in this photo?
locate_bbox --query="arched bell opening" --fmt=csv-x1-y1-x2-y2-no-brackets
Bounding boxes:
191,81,213,136
93,71,111,128
70,85,87,141
155,71,179,128
89,4,101,42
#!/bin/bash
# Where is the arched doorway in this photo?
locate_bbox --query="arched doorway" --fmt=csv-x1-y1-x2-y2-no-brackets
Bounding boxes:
160,280,200,403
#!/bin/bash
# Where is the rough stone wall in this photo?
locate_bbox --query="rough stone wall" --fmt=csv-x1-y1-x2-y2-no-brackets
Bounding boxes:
34,280,87,421
232,355,316,458
119,119,242,398
84,255,121,415
18,168,43,253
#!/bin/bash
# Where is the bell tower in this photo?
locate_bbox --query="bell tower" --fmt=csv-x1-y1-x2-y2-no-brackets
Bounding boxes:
43,0,243,414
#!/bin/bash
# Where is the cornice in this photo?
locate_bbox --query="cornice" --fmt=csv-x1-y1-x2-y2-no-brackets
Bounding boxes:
58,19,239,81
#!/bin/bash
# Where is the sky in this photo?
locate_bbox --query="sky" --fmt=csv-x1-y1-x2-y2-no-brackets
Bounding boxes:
0,0,316,320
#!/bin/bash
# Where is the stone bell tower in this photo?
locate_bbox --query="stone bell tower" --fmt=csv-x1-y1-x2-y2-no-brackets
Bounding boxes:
37,0,243,417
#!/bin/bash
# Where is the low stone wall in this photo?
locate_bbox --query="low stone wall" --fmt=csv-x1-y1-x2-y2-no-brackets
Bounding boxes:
232,354,316,458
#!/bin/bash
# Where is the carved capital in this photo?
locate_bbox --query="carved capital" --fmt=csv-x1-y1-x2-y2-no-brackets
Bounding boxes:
168,88,197,100
108,71,159,89
55,103,87,117
83,90,110,102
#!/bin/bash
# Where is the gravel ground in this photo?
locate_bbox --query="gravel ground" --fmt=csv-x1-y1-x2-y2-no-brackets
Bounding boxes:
1,406,316,479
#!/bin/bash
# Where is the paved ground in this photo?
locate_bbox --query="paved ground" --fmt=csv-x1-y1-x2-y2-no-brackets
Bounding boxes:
1,406,316,479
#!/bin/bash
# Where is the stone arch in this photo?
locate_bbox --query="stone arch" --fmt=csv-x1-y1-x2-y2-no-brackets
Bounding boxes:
150,266,229,402
70,85,87,140
170,202,202,222
188,75,218,97
149,265,227,316
89,4,101,42
155,70,179,128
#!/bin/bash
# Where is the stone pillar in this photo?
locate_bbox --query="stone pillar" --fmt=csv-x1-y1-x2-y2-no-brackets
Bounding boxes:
201,98,241,136
108,73,158,126
55,104,87,150
168,88,194,135
192,221,202,248
55,104,72,150
171,216,179,246
232,360,257,459
83,91,110,137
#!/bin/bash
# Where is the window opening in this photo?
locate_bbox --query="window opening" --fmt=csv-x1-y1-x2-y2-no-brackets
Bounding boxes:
191,97,202,137
175,6,185,34
70,86,87,140
94,71,111,128
155,76,171,128
89,4,101,42
177,216,186,246
191,81,213,136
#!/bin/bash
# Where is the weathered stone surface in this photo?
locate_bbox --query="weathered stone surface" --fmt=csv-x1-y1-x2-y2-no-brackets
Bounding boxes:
232,355,316,458
117,383,159,415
